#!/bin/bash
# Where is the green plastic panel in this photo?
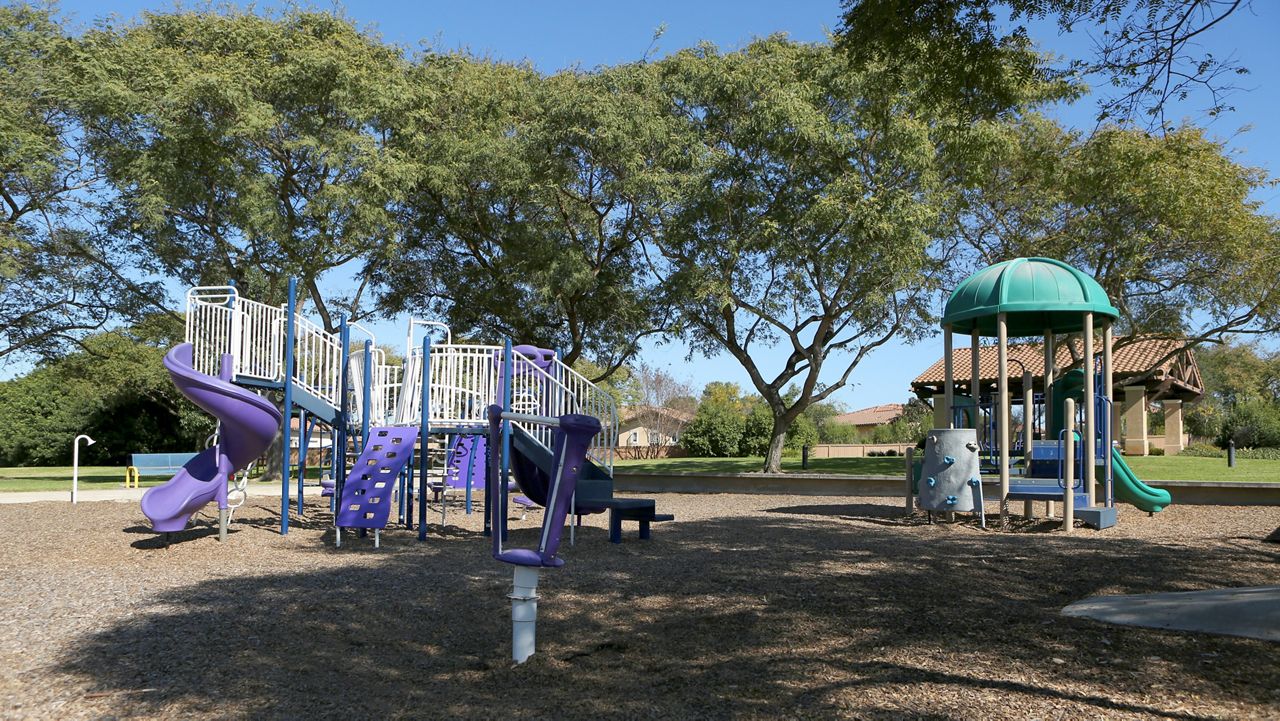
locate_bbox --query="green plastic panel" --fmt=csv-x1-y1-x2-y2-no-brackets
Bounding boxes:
943,257,1119,337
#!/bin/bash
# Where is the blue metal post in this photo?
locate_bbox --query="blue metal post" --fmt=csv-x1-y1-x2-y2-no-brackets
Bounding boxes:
280,277,297,535
335,316,350,513
464,435,475,514
417,334,431,541
297,410,310,516
361,340,373,447
400,446,414,528
500,338,513,542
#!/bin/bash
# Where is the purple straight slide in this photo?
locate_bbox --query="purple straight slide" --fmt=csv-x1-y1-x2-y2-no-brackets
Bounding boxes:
140,344,282,532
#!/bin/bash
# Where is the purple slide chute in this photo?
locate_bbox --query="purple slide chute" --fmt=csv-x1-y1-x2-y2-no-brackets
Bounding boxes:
140,344,282,533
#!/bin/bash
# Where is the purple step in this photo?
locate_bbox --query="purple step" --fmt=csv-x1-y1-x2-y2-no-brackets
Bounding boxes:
445,434,487,490
336,427,419,530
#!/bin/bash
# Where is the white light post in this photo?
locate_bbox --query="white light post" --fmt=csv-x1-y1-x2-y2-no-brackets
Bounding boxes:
71,434,95,504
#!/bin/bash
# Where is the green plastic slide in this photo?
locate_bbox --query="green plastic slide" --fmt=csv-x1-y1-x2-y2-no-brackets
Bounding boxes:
1111,447,1171,513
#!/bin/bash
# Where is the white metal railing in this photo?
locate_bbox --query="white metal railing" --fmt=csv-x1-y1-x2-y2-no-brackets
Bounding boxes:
509,349,618,473
392,344,502,427
185,287,237,377
292,315,343,409
377,363,402,426
185,287,283,381
430,344,503,427
348,346,404,427
234,297,284,380
392,350,424,426
186,285,617,470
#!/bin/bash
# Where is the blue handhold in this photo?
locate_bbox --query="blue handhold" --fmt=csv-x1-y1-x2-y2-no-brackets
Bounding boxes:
945,495,957,505
968,477,980,487
927,477,937,487
943,455,956,465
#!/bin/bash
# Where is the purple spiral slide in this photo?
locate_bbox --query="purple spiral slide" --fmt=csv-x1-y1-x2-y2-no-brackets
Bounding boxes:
140,344,282,532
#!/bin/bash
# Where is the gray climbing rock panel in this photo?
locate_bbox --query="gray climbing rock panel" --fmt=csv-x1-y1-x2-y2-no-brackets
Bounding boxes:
918,428,981,512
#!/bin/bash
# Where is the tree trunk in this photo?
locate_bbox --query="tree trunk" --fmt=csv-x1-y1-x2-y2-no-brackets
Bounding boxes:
259,429,284,484
763,419,788,473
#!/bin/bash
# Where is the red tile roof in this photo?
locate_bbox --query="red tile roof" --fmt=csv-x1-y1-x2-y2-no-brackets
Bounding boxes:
910,336,1202,396
832,403,907,427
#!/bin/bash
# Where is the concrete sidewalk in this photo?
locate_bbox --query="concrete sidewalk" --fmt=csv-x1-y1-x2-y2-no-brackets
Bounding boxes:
1063,586,1280,641
0,483,284,504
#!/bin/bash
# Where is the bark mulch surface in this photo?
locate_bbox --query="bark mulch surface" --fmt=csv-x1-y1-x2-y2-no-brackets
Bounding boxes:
0,494,1277,720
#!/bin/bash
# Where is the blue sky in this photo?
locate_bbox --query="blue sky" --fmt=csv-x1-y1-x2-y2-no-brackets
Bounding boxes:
51,1,1280,407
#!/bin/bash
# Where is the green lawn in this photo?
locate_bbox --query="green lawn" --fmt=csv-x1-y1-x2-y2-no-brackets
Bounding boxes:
5,453,1273,493
1123,455,1280,483
0,465,315,493
614,455,907,476
615,453,1280,483
0,466,137,493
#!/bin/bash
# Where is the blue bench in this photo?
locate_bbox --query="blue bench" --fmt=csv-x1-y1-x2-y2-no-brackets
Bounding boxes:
125,452,200,487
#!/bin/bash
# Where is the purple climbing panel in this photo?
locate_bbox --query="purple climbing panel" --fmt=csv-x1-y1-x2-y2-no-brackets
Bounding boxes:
445,434,487,490
337,427,419,530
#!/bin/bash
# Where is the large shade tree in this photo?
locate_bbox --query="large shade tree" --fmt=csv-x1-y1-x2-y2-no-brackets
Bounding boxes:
78,9,413,330
646,37,1049,472
379,57,675,376
0,4,168,362
947,115,1280,366
837,0,1253,125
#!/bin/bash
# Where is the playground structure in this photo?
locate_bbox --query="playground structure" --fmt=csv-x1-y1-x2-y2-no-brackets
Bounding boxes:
133,279,669,662
915,257,1172,530
140,278,646,544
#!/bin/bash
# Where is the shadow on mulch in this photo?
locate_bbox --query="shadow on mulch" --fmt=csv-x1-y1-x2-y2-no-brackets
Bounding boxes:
766,504,1082,534
124,523,234,548
62,506,1280,719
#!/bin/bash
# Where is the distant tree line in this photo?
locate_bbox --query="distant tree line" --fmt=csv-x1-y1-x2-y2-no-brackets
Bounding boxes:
1184,340,1280,450
0,316,214,465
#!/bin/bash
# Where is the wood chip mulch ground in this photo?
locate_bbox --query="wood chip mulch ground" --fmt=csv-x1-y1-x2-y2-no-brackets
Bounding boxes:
0,493,1277,720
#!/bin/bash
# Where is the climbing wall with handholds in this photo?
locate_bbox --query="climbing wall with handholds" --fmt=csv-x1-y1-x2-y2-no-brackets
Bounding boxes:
918,428,982,512
336,427,420,530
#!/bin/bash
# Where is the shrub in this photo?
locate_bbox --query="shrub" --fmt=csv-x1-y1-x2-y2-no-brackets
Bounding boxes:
1237,447,1280,460
785,413,820,452
1185,402,1223,441
740,404,774,456
820,422,858,444
679,403,745,457
1180,443,1225,458
1217,399,1280,449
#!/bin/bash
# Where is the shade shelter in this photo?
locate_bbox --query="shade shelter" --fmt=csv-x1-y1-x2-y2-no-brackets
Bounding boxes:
937,257,1120,523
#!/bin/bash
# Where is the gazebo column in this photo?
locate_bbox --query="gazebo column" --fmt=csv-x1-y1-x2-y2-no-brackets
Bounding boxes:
997,313,1010,522
1083,313,1095,507
941,324,955,429
1022,369,1034,519
1164,400,1185,455
1122,386,1148,456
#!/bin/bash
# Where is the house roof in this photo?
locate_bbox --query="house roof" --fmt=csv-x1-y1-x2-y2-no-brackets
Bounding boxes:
621,405,694,425
910,336,1203,402
832,403,907,427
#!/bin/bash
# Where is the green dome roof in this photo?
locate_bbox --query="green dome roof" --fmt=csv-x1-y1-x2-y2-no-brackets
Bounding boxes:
942,257,1119,337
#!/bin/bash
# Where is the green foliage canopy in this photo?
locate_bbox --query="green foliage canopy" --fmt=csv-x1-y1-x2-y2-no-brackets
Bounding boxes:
79,9,413,330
